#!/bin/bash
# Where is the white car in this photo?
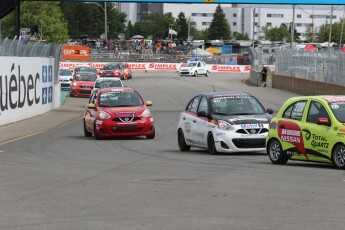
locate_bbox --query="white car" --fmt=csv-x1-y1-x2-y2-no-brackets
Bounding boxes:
58,67,73,90
92,77,124,94
177,91,274,154
178,61,209,77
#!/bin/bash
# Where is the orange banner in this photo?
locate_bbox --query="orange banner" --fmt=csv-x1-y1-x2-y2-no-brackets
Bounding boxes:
62,45,90,61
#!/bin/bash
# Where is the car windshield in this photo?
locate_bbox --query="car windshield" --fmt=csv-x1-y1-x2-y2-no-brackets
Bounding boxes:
75,73,97,81
329,101,345,123
78,67,97,73
211,95,266,115
95,80,122,88
98,91,143,107
59,69,72,76
103,64,120,70
187,63,197,67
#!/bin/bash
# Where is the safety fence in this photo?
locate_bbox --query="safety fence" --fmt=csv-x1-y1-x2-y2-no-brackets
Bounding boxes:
0,38,61,84
275,50,345,86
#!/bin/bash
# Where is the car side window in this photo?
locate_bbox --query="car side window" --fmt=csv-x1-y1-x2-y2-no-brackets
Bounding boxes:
307,101,330,124
89,91,96,104
197,96,208,114
187,96,200,114
282,100,306,121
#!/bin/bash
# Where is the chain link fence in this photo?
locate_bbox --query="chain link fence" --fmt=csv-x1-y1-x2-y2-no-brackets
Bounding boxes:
0,38,61,84
275,49,345,85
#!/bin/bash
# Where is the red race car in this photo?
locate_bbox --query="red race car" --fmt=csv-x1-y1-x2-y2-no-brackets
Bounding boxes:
100,63,124,79
83,87,155,139
69,72,97,97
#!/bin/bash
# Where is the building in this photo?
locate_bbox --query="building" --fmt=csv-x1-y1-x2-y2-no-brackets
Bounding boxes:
224,4,345,41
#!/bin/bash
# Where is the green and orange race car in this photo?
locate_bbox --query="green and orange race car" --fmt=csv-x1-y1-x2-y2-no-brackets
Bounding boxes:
266,95,345,169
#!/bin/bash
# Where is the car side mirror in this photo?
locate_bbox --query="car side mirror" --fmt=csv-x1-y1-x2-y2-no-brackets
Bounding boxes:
146,100,153,106
317,117,331,126
87,103,96,109
70,78,73,81
197,111,210,118
267,108,274,114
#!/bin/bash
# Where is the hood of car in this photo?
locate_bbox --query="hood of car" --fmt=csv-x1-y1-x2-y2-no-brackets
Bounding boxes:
213,114,272,125
101,106,146,116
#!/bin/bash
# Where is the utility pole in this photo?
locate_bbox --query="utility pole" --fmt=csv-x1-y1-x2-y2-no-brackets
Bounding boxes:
291,4,295,49
328,5,334,51
339,6,345,50
252,8,256,48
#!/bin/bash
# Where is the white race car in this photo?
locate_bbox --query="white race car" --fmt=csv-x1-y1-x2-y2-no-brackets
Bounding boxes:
177,91,274,154
178,61,209,77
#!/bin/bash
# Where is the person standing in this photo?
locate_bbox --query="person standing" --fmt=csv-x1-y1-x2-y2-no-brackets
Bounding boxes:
261,65,268,87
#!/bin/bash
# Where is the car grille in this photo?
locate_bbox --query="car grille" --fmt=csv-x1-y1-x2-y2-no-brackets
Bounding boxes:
81,85,93,89
236,128,268,134
232,138,266,148
112,125,143,133
78,89,92,94
61,83,70,87
113,117,140,122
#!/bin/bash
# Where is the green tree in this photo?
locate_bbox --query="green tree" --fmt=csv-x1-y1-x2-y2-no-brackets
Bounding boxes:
263,24,290,42
1,1,68,43
208,5,231,40
232,32,249,40
139,13,175,40
317,19,345,44
133,22,143,37
126,20,135,38
107,5,127,39
288,25,300,42
175,12,188,40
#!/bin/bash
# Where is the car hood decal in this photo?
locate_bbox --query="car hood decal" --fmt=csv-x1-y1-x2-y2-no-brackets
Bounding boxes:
213,114,271,125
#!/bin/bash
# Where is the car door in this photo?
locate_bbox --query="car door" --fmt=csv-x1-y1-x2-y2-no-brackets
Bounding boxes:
300,100,333,163
196,62,205,75
194,96,210,147
182,96,201,145
85,91,98,131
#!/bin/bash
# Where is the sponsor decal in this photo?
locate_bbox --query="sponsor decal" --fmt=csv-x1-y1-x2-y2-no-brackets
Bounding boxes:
286,150,299,156
270,121,277,130
0,63,45,115
211,65,241,72
240,124,263,129
148,63,177,70
324,96,345,103
278,120,307,159
128,63,146,70
62,45,90,60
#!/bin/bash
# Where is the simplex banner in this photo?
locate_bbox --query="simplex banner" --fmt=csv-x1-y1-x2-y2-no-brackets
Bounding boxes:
59,62,251,73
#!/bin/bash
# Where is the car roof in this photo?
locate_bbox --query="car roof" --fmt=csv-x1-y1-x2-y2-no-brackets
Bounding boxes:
96,77,122,81
285,95,345,102
98,87,137,94
191,90,253,99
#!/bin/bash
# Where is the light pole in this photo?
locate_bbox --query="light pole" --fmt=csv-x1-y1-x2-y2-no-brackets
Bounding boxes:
86,2,107,39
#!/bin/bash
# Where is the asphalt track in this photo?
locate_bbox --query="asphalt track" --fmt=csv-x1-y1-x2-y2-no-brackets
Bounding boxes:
0,72,344,230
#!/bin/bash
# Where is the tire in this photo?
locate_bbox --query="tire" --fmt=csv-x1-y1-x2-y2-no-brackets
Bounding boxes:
84,120,92,137
69,91,74,97
146,129,155,139
94,122,100,140
268,138,288,164
193,71,197,77
205,71,209,77
207,133,218,154
177,129,191,151
332,144,345,169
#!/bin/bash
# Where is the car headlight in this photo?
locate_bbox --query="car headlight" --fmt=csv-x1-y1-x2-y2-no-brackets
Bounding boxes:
141,108,151,118
73,82,78,86
98,111,111,120
218,120,233,130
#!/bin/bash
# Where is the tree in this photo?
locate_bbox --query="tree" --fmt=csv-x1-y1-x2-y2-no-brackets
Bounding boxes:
317,19,345,44
1,1,68,43
126,20,135,38
288,24,300,42
107,5,127,39
232,32,249,40
208,5,231,40
175,12,188,40
136,13,175,40
263,24,290,42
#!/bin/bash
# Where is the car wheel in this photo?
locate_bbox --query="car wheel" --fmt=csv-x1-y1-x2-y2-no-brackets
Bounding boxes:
205,71,209,77
84,120,92,137
193,71,197,77
268,138,288,164
178,129,191,151
146,129,155,139
332,144,345,169
207,133,218,154
69,92,74,97
94,122,100,140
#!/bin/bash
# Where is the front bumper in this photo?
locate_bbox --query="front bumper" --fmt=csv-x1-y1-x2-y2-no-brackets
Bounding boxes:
213,127,268,153
95,117,155,138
